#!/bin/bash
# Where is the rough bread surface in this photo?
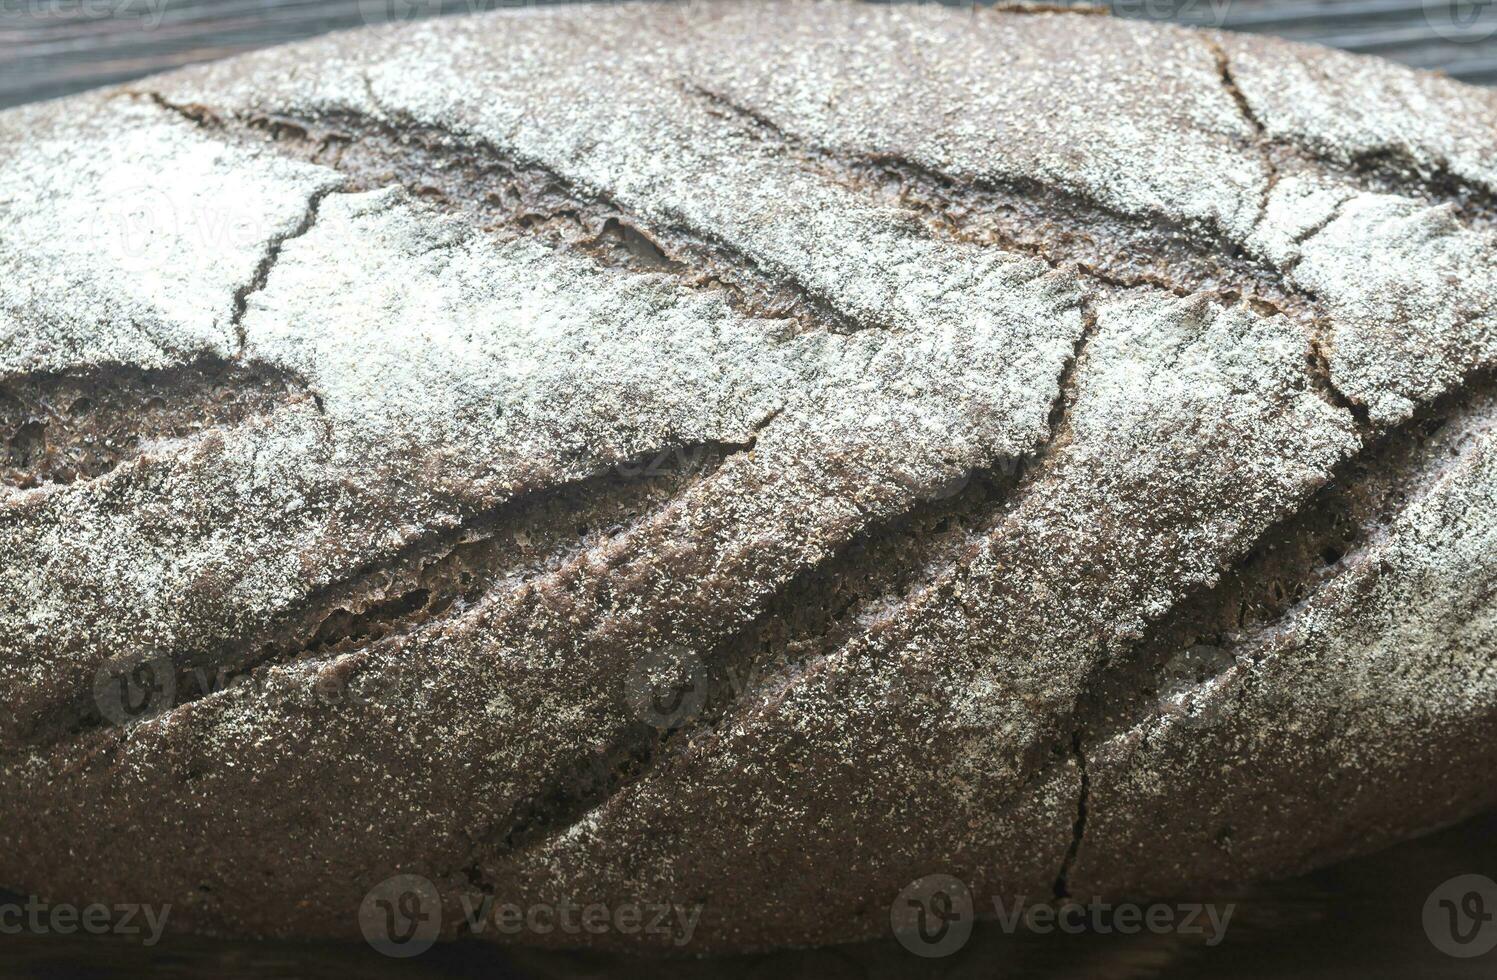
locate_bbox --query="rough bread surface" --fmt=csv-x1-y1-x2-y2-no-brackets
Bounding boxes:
2,0,1496,953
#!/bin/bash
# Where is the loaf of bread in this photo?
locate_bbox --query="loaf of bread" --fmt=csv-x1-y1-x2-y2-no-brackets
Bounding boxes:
3,0,1496,954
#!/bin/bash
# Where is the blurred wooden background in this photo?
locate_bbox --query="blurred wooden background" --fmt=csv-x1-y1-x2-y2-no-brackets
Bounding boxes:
3,0,1497,108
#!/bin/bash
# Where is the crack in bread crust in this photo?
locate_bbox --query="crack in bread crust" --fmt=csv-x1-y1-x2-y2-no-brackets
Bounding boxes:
1321,145,1497,231
142,93,864,337
226,183,343,355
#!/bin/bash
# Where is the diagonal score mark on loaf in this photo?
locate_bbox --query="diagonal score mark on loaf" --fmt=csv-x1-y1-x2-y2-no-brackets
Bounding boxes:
141,94,863,338
146,80,1306,333
682,79,1306,319
1,100,1094,944
676,73,1371,469
122,6,1275,347
469,292,1363,948
1062,371,1497,897
476,466,1036,863
18,438,744,750
1075,369,1497,752
0,357,292,491
1044,366,1497,896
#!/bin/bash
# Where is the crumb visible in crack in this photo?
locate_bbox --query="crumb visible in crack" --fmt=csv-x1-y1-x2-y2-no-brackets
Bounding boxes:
988,1,1111,14
1326,144,1497,232
1199,42,1497,233
0,358,296,490
1046,295,1100,444
1307,334,1372,429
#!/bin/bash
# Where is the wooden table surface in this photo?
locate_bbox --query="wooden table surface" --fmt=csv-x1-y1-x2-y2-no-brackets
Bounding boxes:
5,806,1497,977
3,0,1497,109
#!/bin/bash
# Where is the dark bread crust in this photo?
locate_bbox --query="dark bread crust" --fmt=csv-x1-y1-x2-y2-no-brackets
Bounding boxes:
2,0,1497,953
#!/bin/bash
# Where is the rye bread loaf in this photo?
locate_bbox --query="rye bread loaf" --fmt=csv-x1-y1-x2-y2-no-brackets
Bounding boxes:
3,0,1497,954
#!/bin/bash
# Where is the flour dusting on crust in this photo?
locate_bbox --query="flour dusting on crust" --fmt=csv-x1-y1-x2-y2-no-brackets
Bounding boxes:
1,0,1495,954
